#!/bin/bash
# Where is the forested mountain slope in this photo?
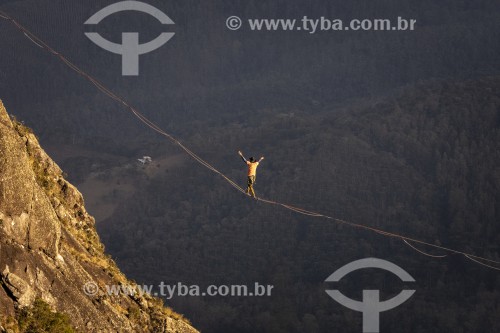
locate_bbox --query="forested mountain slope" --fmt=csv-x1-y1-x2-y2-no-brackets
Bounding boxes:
1,0,499,146
98,77,500,333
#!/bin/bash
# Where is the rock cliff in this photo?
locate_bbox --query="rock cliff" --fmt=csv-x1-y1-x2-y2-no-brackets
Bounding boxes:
0,100,198,333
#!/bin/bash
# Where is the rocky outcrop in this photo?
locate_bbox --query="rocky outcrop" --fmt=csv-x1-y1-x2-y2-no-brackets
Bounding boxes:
0,100,199,333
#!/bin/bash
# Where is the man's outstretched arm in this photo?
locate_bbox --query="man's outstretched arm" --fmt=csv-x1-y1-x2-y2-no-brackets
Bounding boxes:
258,156,264,162
238,150,247,163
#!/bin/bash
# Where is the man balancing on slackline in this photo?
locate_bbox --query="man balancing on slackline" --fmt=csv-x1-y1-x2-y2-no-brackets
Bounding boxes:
238,150,264,199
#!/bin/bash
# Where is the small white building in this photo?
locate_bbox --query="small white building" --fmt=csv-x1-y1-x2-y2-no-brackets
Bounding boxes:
137,156,152,165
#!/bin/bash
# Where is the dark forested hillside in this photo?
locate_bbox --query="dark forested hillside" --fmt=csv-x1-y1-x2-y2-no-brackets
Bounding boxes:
1,0,500,147
98,77,500,333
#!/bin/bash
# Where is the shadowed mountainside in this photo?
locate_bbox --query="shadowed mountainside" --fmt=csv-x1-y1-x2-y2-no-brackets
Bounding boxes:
97,77,500,333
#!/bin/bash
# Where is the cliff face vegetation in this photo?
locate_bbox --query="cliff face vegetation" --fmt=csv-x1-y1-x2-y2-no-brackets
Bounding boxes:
0,100,198,333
